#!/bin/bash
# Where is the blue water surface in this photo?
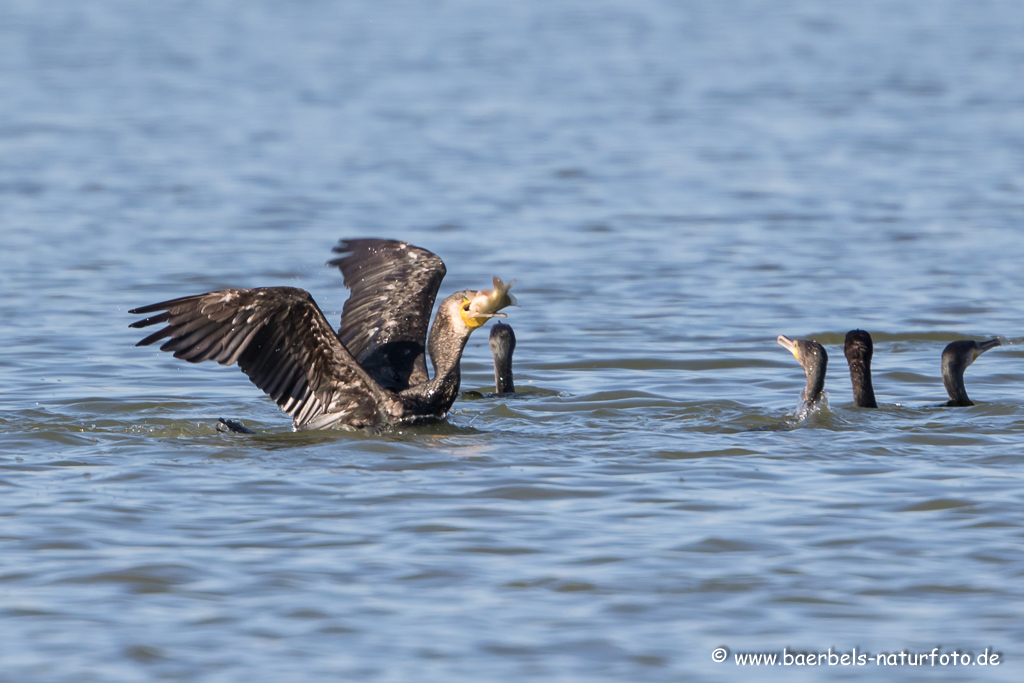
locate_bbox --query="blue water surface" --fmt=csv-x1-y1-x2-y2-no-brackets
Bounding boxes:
1,1,1023,681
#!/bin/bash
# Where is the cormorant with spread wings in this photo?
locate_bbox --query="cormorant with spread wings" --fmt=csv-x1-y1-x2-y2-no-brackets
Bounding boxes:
129,239,515,430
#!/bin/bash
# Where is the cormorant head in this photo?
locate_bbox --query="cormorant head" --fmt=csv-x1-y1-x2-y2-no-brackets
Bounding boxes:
778,334,828,404
459,277,516,329
941,338,1001,406
489,321,516,359
844,329,874,365
778,335,827,375
942,339,1000,375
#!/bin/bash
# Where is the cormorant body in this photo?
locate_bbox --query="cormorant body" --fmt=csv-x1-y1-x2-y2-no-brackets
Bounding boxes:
217,418,255,434
844,329,878,408
130,239,513,430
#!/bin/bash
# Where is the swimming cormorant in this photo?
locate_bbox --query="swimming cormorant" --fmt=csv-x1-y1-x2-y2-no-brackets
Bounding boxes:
217,418,255,434
129,239,515,430
777,335,828,405
941,339,1001,407
489,322,516,394
844,330,878,408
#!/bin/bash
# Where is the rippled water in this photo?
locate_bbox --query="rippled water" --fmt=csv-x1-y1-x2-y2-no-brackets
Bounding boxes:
2,1,1024,681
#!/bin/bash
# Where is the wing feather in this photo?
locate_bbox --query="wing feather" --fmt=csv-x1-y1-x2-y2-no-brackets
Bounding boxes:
327,239,446,391
130,287,399,429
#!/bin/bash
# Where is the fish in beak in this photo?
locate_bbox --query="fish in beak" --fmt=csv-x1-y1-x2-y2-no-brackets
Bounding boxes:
461,277,517,329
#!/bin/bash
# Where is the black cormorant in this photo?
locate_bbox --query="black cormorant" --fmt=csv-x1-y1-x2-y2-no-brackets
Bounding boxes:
130,239,515,430
941,339,1000,407
777,335,828,405
489,322,516,394
217,418,255,434
844,329,878,408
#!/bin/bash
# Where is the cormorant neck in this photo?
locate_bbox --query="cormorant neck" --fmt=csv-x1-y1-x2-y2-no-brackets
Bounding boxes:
803,361,826,405
490,323,516,394
941,339,999,407
942,355,973,407
778,336,828,407
494,355,514,394
413,301,473,414
844,331,878,408
847,359,877,408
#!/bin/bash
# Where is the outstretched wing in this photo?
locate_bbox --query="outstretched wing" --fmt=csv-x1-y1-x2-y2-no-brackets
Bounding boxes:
129,287,398,430
327,239,447,391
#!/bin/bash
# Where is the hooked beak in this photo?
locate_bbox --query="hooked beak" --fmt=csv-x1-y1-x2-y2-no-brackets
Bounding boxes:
777,335,799,360
976,338,1001,357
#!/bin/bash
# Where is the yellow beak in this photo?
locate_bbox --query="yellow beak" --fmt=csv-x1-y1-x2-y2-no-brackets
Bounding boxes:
460,299,488,329
777,335,800,360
